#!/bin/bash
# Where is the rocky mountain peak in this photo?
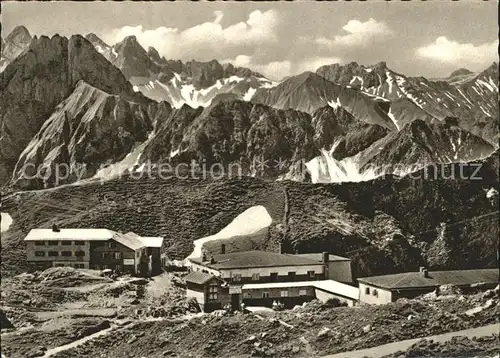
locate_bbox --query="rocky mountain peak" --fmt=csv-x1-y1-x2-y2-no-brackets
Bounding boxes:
112,35,159,78
114,35,146,56
482,62,499,75
1,25,34,72
346,61,360,69
449,68,473,78
293,71,326,84
122,35,139,44
84,33,108,47
6,25,32,44
147,46,163,63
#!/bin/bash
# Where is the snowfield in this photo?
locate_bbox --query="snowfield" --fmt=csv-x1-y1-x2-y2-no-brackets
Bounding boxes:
1,212,13,232
186,205,272,260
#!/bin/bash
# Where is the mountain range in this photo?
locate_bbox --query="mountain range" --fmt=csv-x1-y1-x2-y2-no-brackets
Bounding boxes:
0,26,498,189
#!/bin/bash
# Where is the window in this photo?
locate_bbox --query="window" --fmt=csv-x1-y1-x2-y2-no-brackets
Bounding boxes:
244,292,251,299
299,289,307,296
48,241,58,246
75,251,85,257
209,285,218,293
232,274,241,282
35,251,45,257
372,289,378,297
108,241,116,249
288,272,296,280
35,241,45,246
365,287,370,295
270,272,278,282
209,293,218,300
308,270,315,278
48,251,58,257
280,290,289,297
61,251,72,257
61,241,72,246
55,263,65,267
101,252,110,259
251,273,260,281
262,292,270,298
114,252,122,260
74,263,85,269
74,241,84,245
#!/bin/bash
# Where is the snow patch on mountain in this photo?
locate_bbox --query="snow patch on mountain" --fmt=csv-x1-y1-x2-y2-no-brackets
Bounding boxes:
94,131,156,181
306,149,378,183
486,187,498,199
133,72,277,109
477,78,497,92
305,139,378,183
186,205,272,259
170,148,181,158
387,107,400,131
259,78,279,89
243,87,257,101
1,213,13,233
328,98,342,110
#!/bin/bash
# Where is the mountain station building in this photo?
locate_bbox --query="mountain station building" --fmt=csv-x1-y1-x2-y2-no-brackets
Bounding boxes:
24,226,165,276
185,248,358,312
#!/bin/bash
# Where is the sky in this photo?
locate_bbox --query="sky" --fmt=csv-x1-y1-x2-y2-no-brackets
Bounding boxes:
2,1,498,80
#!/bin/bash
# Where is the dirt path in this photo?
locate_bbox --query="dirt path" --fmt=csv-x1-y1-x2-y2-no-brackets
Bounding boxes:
41,325,115,357
322,323,500,358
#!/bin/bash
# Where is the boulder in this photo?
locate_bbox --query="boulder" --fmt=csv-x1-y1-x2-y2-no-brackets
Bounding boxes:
0,309,14,329
318,327,331,338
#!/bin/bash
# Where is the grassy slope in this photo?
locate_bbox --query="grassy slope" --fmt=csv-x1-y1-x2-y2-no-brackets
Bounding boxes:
2,155,498,278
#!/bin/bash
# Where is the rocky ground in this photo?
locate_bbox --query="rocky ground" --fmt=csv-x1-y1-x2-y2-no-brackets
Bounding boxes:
3,272,495,358
0,267,194,358
383,334,500,358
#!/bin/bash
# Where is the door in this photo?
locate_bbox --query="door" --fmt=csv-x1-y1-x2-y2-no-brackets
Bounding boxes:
231,294,240,310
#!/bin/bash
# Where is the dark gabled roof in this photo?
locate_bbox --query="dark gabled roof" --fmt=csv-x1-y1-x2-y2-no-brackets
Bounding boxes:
358,269,499,290
185,271,216,285
112,232,146,251
189,250,323,270
294,253,351,262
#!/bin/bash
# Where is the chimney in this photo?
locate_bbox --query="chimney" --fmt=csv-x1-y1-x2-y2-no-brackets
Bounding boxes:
221,244,226,255
322,252,329,263
422,269,429,278
52,224,60,232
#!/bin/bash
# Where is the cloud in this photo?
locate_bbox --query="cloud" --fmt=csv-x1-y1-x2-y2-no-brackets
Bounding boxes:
416,36,498,67
103,10,280,60
315,18,393,49
223,55,341,80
